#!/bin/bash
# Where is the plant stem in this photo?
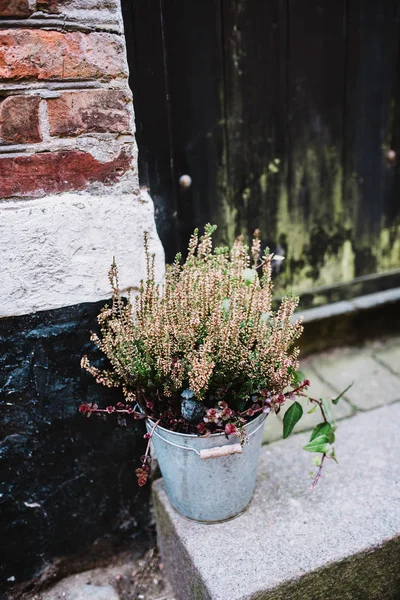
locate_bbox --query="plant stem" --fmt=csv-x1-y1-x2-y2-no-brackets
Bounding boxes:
310,453,326,489
143,419,161,460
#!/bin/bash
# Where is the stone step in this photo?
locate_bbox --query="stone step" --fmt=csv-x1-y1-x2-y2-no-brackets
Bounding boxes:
153,404,400,600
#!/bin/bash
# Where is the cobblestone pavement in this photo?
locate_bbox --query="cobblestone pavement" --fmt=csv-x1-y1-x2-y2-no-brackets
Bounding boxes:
263,335,400,443
27,336,400,600
28,549,175,600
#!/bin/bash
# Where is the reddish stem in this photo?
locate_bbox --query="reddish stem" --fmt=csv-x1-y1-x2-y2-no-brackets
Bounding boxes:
143,419,161,460
310,453,326,489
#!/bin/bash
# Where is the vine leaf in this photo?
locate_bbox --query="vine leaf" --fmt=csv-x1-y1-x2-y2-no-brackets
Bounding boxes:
310,422,332,442
332,382,353,405
283,401,303,439
321,397,334,424
303,435,330,454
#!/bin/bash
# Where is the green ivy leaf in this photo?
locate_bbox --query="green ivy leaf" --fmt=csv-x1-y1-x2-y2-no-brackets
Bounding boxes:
303,435,330,454
310,422,332,442
321,397,334,424
283,401,303,439
330,448,339,464
332,382,353,405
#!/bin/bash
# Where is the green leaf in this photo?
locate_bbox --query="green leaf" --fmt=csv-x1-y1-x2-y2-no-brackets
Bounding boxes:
321,397,334,424
332,382,353,405
242,268,257,286
313,455,322,466
307,405,318,414
303,435,330,454
292,369,305,386
330,448,339,464
310,422,332,442
283,401,303,439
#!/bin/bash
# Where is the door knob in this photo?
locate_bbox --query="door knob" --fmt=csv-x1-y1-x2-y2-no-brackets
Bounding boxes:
179,174,192,188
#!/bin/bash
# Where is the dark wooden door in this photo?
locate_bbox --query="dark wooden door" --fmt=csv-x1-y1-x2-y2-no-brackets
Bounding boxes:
123,0,400,306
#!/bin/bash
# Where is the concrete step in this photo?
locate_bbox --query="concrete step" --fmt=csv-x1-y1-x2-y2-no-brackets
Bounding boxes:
153,404,400,600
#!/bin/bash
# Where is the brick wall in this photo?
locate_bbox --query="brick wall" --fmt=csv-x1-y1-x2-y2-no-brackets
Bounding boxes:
0,0,164,315
0,2,165,595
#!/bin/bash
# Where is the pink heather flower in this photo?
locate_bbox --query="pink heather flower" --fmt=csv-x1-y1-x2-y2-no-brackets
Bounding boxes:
225,423,238,435
217,401,234,420
106,405,115,413
79,403,91,414
204,408,221,424
304,379,311,387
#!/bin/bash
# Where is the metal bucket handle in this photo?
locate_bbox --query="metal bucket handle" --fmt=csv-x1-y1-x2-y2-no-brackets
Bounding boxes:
151,417,266,459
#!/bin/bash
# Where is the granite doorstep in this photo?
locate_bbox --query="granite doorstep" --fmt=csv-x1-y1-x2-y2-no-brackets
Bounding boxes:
154,404,400,600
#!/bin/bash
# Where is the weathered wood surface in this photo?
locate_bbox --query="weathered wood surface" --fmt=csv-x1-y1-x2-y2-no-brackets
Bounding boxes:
125,0,400,305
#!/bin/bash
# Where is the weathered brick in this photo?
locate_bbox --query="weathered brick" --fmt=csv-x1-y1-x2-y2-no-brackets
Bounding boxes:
0,149,132,197
0,0,30,17
37,0,118,14
0,30,126,81
0,95,41,143
47,90,132,137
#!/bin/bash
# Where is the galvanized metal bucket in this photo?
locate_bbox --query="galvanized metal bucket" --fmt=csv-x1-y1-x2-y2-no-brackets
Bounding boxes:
146,411,267,523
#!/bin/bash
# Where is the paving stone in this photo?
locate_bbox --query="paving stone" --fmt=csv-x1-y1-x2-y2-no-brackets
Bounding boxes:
374,342,400,376
311,349,400,410
38,580,119,600
153,405,400,600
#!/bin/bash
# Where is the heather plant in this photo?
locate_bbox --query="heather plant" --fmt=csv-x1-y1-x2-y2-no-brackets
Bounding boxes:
80,225,347,486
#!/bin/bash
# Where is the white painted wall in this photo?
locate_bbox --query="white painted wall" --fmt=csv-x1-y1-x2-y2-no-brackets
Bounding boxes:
0,189,165,317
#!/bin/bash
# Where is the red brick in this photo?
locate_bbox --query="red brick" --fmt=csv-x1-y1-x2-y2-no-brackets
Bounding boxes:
47,90,132,137
0,0,30,17
0,95,41,143
36,0,67,12
0,149,132,197
0,30,126,81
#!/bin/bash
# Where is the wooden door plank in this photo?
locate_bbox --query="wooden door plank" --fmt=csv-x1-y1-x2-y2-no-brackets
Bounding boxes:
345,0,400,277
282,0,348,294
161,0,229,249
221,0,287,252
121,0,179,261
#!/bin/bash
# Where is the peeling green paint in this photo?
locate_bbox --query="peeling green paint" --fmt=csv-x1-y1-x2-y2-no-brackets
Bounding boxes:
210,91,399,306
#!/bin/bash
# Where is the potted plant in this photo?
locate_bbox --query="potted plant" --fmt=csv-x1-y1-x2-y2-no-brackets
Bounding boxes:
80,225,347,523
